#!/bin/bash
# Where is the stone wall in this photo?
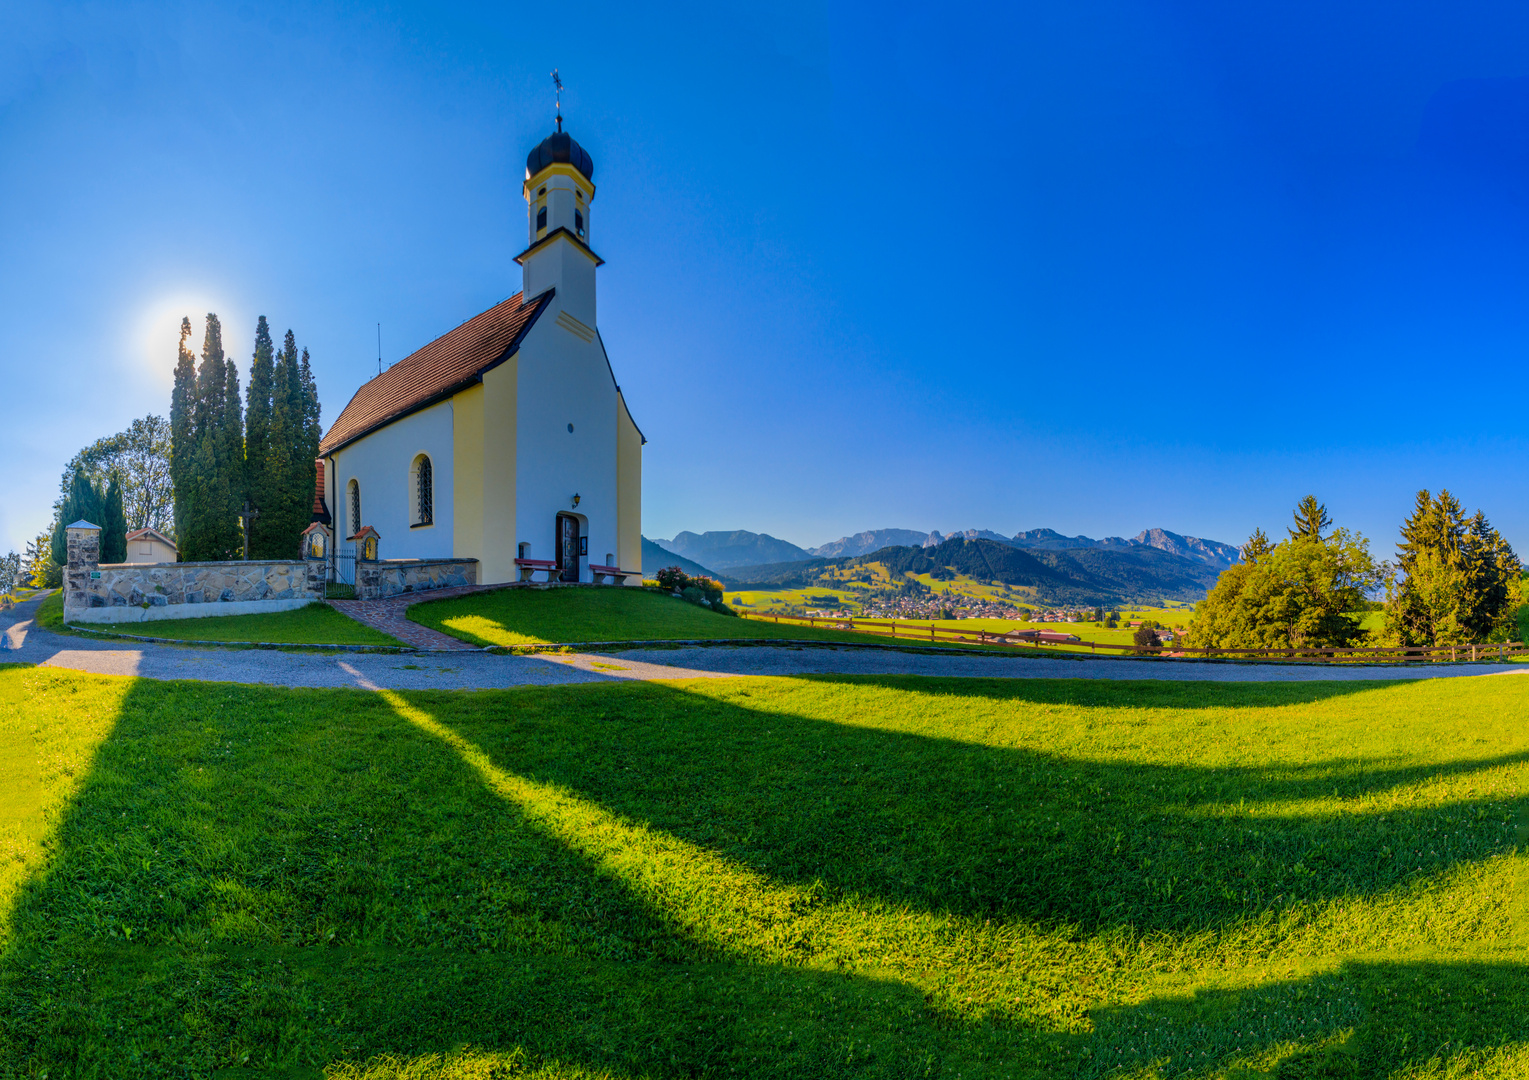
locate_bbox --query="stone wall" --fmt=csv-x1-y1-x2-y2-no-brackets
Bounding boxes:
62,524,479,622
64,525,326,625
357,558,478,601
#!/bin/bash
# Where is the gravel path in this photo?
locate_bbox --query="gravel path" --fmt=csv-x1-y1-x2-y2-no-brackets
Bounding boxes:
3,594,1525,691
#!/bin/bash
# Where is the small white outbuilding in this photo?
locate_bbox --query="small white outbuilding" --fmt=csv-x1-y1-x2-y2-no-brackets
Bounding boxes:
123,527,178,564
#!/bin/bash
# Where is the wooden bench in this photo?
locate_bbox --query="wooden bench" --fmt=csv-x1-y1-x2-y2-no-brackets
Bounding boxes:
514,558,560,582
589,564,636,585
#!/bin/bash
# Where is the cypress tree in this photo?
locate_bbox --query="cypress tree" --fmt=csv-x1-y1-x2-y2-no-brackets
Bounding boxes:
170,317,197,549
293,345,322,540
244,317,276,556
184,313,242,561
102,478,128,564
219,321,245,549
51,470,104,565
266,330,309,555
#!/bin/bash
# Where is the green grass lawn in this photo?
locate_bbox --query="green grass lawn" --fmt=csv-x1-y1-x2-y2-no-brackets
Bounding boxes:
31,591,402,647
3,665,1529,1076
410,585,940,648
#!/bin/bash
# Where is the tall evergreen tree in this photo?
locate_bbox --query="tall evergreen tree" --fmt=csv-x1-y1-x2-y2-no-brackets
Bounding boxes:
244,317,276,555
182,313,243,561
219,321,245,556
1289,495,1331,540
264,330,323,555
50,469,104,566
1386,489,1517,645
101,478,128,564
1241,528,1273,563
170,317,197,547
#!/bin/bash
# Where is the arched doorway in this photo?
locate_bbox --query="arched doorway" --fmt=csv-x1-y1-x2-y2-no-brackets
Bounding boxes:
555,513,583,582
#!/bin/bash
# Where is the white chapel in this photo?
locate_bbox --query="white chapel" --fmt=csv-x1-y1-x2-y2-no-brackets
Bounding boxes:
317,122,643,585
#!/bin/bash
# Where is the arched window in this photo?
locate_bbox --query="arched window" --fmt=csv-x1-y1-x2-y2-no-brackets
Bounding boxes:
347,480,360,535
412,455,433,527
536,205,547,231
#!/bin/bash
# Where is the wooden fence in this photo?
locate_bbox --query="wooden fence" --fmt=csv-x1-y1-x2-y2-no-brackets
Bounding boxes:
738,612,1529,664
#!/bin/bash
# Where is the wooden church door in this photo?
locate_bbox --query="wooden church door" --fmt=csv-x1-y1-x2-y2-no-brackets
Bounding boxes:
557,514,581,582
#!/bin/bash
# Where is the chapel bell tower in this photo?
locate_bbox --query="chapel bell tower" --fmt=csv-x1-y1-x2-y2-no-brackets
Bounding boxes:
517,114,601,329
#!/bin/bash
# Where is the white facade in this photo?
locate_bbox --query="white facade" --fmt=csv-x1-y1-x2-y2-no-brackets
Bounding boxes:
511,310,621,569
331,400,455,562
318,125,642,586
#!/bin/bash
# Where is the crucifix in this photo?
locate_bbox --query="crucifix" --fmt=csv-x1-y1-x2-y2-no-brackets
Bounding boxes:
552,68,563,132
239,499,260,561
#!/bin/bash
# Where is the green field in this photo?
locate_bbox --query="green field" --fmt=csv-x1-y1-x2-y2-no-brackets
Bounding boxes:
3,664,1529,1076
32,591,402,647
410,585,929,648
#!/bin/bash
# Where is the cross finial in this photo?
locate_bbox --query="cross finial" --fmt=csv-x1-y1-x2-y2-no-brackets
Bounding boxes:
552,69,563,132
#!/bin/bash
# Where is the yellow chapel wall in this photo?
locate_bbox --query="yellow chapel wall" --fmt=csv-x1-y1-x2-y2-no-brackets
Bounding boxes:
479,358,519,583
616,391,642,580
452,383,485,567
452,359,519,584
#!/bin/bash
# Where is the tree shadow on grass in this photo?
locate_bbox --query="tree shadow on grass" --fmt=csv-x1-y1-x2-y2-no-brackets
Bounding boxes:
1074,957,1529,1078
2,673,1528,1078
433,675,1529,934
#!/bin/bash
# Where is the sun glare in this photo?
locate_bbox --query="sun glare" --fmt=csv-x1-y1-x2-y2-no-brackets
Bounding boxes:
134,292,250,389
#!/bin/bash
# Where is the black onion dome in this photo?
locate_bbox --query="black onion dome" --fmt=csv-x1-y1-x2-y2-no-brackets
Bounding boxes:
526,131,594,181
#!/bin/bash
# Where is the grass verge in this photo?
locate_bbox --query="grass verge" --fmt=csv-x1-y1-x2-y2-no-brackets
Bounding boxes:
2,667,1528,1076
31,591,402,647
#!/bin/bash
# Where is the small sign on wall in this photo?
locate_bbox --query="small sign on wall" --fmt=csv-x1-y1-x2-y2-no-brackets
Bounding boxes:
90,572,101,579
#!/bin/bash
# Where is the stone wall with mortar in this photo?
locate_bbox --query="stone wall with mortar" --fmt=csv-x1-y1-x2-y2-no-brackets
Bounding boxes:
64,549,325,626
62,524,478,621
357,558,478,601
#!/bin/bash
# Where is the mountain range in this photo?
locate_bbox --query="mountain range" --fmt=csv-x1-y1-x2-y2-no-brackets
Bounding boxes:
649,526,1240,574
720,537,1224,606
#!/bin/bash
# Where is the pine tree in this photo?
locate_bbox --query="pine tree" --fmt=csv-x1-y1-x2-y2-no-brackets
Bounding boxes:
1289,496,1331,540
244,317,276,556
102,478,128,564
170,317,197,548
1241,528,1273,563
1386,489,1514,645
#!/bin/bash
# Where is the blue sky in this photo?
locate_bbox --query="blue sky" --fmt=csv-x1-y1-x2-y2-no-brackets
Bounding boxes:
4,1,1529,557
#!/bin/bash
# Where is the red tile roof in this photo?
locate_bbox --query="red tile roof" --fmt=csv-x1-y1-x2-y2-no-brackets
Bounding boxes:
311,460,331,523
319,290,552,455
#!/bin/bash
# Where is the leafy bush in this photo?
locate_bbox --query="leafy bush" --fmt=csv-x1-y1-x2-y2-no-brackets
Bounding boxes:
659,566,736,616
1133,625,1159,648
655,566,689,591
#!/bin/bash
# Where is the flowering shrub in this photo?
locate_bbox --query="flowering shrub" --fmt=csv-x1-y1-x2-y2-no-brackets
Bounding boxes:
656,566,737,616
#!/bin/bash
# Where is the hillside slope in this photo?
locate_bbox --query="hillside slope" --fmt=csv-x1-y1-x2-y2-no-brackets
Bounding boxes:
724,538,1222,605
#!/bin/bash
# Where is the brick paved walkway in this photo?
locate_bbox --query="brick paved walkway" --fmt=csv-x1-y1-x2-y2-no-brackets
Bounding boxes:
328,584,495,651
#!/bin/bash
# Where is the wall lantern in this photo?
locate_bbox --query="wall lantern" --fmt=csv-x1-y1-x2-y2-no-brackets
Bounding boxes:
571,493,581,508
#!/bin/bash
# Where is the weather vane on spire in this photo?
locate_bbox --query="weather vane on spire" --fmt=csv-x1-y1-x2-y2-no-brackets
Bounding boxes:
552,69,563,132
